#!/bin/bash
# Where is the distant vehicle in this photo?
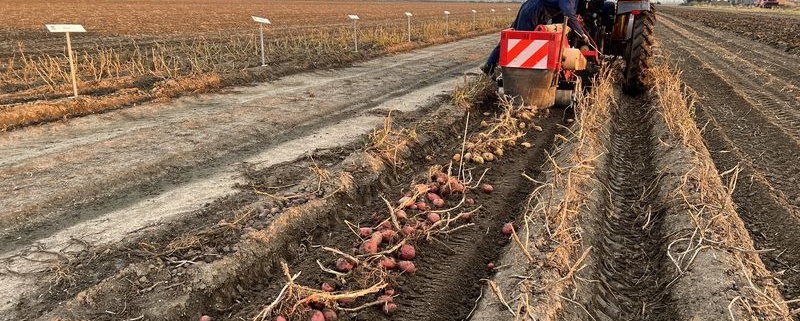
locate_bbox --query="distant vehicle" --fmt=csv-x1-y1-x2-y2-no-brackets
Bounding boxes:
756,0,779,7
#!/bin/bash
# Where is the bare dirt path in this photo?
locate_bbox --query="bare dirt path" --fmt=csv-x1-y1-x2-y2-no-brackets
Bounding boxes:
0,34,497,317
658,12,800,313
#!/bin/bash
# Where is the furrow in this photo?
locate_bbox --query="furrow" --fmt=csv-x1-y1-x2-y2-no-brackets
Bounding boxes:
589,97,672,321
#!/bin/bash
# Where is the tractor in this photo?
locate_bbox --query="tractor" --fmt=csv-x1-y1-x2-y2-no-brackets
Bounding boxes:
497,0,656,108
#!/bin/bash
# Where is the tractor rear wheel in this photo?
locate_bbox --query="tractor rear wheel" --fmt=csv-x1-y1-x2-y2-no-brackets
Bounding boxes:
622,10,656,95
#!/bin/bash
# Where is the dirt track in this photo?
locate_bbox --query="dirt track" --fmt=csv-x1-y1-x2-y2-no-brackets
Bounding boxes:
658,10,800,314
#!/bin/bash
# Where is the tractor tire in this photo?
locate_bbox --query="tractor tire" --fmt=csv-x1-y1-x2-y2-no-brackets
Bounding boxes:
622,10,656,95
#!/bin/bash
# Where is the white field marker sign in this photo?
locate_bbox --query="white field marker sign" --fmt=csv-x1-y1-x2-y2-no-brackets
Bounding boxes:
405,12,412,42
251,16,271,66
472,10,477,31
507,8,512,21
444,11,450,35
348,15,360,52
491,9,496,25
45,24,85,97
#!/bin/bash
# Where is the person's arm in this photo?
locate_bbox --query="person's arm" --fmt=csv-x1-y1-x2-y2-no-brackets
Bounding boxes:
559,0,586,37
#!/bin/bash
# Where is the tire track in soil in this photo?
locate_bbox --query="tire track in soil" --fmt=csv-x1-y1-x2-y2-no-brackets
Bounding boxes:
658,18,800,314
589,96,672,321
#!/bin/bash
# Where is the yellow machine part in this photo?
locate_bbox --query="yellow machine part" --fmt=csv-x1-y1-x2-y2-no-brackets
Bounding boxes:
562,48,587,71
541,24,571,34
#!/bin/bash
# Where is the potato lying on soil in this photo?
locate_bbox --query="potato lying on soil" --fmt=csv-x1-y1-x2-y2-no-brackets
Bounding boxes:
358,227,373,238
322,309,337,321
399,244,416,260
382,303,398,315
310,310,325,321
381,257,397,269
427,212,441,224
501,222,513,236
335,258,353,272
398,260,416,273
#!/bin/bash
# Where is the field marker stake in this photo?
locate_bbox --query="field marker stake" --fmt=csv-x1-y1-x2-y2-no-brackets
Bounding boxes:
405,12,412,42
444,11,450,35
491,9,496,26
348,15,360,52
46,24,85,97
507,8,511,22
252,16,272,66
472,10,477,31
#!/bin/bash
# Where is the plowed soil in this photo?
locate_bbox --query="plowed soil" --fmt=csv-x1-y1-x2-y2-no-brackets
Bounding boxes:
658,10,800,315
1,6,799,321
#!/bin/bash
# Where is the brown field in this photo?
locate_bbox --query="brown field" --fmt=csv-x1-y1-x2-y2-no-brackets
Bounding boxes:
0,0,518,131
2,4,800,321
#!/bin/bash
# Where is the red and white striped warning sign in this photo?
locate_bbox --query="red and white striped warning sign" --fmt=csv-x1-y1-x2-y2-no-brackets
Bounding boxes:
504,39,549,69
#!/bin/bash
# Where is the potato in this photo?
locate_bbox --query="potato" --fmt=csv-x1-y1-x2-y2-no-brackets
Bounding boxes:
394,209,407,220
199,316,212,321
385,288,396,296
310,310,325,321
532,125,543,132
275,316,287,321
321,282,335,292
472,155,485,164
429,183,440,193
465,198,475,205
397,260,416,273
521,142,532,148
417,202,429,211
487,262,495,270
381,257,397,269
398,196,413,208
378,295,394,303
427,212,441,224
382,302,398,315
371,232,383,245
401,225,415,236
432,198,445,208
482,184,494,194
335,258,353,272
501,222,514,236
463,152,472,161
494,147,504,157
381,229,398,243
399,244,416,260
358,227,373,238
322,309,337,321
426,192,441,202
360,239,378,254
482,152,495,162
452,153,462,162
461,212,472,222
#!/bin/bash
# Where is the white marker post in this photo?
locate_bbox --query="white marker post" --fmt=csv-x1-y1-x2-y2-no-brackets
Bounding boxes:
491,9,496,26
251,16,271,66
348,15,360,52
405,12,413,42
507,8,512,22
471,10,477,31
444,11,450,35
45,24,85,98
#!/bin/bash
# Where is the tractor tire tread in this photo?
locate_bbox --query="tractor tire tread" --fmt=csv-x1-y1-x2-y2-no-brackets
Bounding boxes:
622,10,656,95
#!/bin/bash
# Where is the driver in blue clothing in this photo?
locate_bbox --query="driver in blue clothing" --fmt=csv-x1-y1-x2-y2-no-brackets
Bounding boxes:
481,0,589,76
